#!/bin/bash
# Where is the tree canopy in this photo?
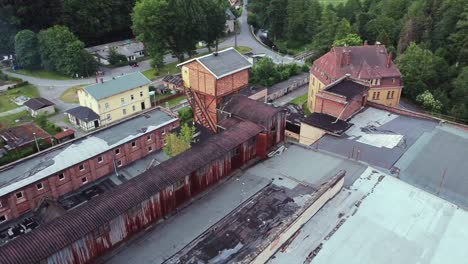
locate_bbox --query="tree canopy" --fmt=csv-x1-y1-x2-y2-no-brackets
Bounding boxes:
248,0,468,121
38,26,97,77
15,30,41,69
132,0,226,66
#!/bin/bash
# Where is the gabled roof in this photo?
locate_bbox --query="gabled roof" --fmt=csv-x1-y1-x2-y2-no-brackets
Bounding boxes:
312,45,401,84
162,74,183,87
83,72,151,100
23,97,54,110
177,48,252,79
0,123,51,150
221,95,283,126
65,106,99,121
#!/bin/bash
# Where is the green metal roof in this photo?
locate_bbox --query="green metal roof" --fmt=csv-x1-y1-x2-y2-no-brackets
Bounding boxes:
84,72,151,100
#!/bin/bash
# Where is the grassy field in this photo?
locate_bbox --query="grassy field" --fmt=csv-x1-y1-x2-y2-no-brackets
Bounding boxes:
0,111,33,128
60,85,89,104
143,62,179,80
290,93,308,105
162,95,186,107
7,69,72,80
0,84,40,112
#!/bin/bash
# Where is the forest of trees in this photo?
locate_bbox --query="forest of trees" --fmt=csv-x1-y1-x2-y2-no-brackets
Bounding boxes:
0,0,136,55
248,0,468,120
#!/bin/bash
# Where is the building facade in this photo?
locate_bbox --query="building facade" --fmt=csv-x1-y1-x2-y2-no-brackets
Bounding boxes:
179,48,252,132
78,72,151,125
308,44,402,113
0,109,179,226
23,97,55,117
0,120,273,264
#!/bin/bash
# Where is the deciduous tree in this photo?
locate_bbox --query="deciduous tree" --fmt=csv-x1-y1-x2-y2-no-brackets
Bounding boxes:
163,123,195,157
14,30,41,69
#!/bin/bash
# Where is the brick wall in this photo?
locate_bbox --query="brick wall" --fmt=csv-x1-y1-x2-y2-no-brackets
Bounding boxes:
0,120,179,224
216,69,249,96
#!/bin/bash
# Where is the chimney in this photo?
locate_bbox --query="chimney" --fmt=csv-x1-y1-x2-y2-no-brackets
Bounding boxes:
100,78,104,83
346,50,351,65
387,52,393,68
364,40,368,46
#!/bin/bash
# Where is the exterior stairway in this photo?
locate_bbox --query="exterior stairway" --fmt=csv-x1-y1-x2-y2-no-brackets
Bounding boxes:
184,88,217,132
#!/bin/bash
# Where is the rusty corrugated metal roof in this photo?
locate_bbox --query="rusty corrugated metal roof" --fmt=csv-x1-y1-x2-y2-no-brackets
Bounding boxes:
221,95,283,126
0,121,262,264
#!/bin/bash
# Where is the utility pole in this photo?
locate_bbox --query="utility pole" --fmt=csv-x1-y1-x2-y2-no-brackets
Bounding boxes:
33,132,40,152
234,20,238,48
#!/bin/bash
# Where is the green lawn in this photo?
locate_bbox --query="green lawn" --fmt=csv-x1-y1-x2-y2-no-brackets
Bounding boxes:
163,95,186,107
290,93,308,105
0,84,40,112
60,84,89,103
0,111,33,128
143,62,179,80
7,69,72,80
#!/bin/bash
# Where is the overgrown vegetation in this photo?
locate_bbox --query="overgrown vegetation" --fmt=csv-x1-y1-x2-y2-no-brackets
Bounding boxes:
250,57,309,87
178,107,194,124
163,123,195,157
35,115,63,135
0,84,39,112
0,138,52,166
248,0,468,120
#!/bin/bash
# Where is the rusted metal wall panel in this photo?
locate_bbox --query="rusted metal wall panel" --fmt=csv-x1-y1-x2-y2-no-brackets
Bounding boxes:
42,138,263,264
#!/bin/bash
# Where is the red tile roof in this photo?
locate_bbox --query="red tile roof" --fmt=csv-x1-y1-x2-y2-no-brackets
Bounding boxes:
54,129,75,140
311,45,401,85
0,123,51,150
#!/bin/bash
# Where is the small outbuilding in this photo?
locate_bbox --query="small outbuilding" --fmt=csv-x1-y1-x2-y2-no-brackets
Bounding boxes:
23,97,55,117
65,106,100,132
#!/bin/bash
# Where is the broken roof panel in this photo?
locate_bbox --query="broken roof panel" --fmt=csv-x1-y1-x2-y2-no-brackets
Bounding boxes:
302,113,352,135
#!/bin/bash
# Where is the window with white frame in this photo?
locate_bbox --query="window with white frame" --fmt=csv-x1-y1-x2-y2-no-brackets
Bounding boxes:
81,177,88,184
36,183,43,190
0,215,6,223
140,91,144,97
147,146,153,152
117,160,123,167
98,156,104,163
105,102,109,109
15,191,24,200
132,105,136,111
121,98,125,105
58,173,65,180
131,141,136,148
123,108,127,115
147,134,151,141
131,94,134,100
79,164,85,171
115,148,120,155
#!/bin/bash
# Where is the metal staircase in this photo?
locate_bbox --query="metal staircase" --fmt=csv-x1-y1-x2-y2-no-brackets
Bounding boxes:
184,87,217,132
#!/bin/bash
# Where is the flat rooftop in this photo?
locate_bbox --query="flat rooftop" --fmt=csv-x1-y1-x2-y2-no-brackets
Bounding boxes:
312,107,468,208
0,109,177,197
306,171,468,264
99,144,366,263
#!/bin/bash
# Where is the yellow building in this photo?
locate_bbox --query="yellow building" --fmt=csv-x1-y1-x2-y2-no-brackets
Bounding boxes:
308,45,403,113
78,72,151,125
